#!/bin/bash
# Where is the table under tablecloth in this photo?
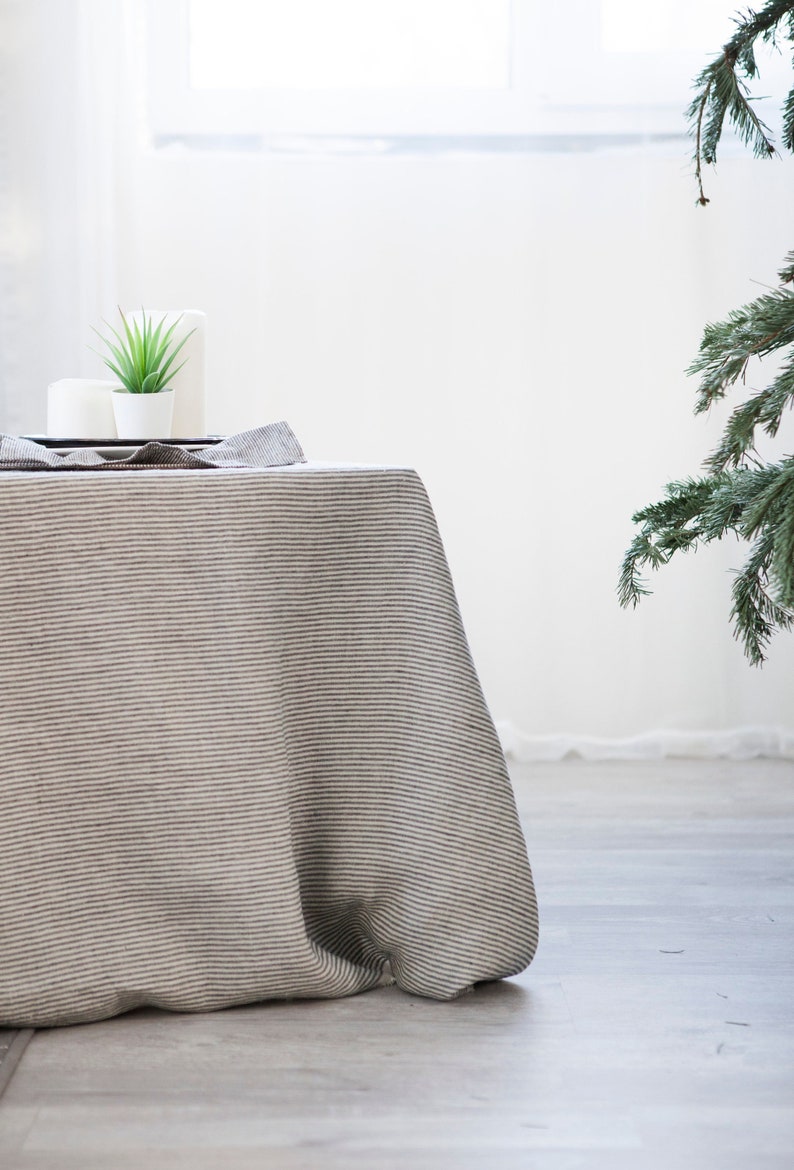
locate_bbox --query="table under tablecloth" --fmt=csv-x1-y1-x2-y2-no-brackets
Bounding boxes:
0,459,538,1027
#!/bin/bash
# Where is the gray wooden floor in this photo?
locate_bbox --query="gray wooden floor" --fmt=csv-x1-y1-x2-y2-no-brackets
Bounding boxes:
1,758,792,1169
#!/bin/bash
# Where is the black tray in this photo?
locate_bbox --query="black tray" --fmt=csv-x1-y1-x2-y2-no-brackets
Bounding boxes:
22,436,224,449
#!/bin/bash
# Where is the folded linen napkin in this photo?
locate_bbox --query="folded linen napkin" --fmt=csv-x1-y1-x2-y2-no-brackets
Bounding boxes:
0,422,305,471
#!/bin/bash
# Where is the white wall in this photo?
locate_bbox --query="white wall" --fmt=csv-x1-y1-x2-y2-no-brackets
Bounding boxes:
110,145,794,745
2,2,792,748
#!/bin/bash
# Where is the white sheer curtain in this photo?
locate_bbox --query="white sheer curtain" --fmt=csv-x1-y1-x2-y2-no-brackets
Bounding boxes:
0,0,137,434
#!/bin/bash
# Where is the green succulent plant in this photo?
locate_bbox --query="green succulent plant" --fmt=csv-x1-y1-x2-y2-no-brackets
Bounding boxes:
92,308,194,394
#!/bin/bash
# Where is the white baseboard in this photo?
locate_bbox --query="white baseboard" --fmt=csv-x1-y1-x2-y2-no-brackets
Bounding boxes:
495,722,794,762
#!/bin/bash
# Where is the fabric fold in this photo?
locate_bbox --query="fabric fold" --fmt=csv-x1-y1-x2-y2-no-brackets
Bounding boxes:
0,421,305,471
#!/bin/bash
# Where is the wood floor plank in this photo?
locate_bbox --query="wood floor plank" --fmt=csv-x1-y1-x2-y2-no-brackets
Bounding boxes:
0,1034,35,1101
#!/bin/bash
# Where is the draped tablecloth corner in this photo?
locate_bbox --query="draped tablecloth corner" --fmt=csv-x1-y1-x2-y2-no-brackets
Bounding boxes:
0,454,538,1027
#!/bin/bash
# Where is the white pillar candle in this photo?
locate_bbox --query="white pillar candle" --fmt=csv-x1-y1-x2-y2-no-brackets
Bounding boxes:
129,310,207,438
47,379,119,439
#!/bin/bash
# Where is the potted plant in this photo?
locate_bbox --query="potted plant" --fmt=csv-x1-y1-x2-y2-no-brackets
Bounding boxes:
92,308,195,440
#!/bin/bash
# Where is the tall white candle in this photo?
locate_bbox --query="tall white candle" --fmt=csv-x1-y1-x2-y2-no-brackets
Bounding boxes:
47,379,119,438
129,310,207,438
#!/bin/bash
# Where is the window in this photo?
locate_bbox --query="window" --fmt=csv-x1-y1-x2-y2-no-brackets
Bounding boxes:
147,0,518,139
188,0,511,91
146,0,790,146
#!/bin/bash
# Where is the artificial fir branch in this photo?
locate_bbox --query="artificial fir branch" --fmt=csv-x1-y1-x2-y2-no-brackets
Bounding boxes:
620,464,794,662
784,83,794,149
687,0,794,203
698,344,794,473
730,528,793,665
618,476,729,610
620,1,794,663
742,458,794,607
688,287,794,412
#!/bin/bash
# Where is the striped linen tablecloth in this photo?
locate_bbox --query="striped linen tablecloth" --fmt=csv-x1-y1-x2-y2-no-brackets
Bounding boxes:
0,433,538,1027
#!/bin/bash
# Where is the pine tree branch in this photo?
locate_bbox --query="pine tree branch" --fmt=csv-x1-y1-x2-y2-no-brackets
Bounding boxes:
783,81,794,149
687,1,794,201
703,345,794,470
619,464,794,663
618,476,732,608
621,3,794,665
692,81,714,205
740,459,794,610
730,527,794,665
772,488,794,607
689,287,794,412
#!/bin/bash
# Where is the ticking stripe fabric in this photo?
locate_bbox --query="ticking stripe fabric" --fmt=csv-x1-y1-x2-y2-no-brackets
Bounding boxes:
0,463,538,1027
0,421,305,471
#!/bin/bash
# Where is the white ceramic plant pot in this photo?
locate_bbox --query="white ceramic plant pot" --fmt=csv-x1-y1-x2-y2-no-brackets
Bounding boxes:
47,379,119,439
112,389,175,441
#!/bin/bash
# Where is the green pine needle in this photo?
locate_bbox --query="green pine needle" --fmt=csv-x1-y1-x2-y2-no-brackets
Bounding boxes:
687,1,794,204
620,465,794,664
623,5,794,663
